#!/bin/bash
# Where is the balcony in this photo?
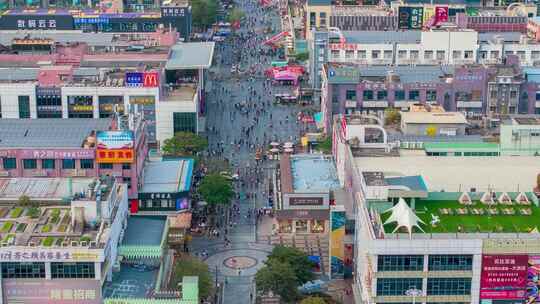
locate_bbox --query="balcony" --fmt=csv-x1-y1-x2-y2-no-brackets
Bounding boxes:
457,101,483,108
363,101,389,108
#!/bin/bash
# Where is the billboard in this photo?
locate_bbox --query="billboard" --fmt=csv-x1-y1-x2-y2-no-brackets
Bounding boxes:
398,6,411,29
330,208,346,279
528,256,540,303
96,131,134,150
0,14,74,30
435,6,449,24
409,7,424,29
125,72,159,87
3,279,101,304
480,255,528,300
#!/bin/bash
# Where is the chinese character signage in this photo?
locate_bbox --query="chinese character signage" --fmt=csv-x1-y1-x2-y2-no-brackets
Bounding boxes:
161,7,186,17
125,72,159,87
409,7,424,29
435,6,449,24
3,279,101,304
129,95,156,105
96,149,134,164
0,149,95,159
96,131,134,150
398,6,412,29
0,248,102,262
480,255,528,300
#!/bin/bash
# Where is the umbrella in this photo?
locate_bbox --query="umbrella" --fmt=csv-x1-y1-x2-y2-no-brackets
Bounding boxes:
269,148,280,153
270,142,280,146
284,148,294,153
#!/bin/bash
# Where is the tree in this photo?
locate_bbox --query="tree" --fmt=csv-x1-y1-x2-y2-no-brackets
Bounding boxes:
169,256,213,299
316,136,332,154
256,260,299,303
227,8,245,23
384,108,401,125
17,195,31,207
300,296,327,304
266,246,316,284
295,52,309,62
425,125,438,137
162,132,208,156
191,0,218,29
198,173,234,206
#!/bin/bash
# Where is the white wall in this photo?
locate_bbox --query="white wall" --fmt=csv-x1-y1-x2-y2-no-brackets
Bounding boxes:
0,83,37,118
155,91,198,144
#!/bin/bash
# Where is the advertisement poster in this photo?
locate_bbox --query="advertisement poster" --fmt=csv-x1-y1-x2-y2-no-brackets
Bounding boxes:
96,131,134,150
330,208,346,279
3,279,101,304
480,255,528,300
435,6,449,23
528,256,540,303
398,6,411,29
409,7,424,29
423,7,435,27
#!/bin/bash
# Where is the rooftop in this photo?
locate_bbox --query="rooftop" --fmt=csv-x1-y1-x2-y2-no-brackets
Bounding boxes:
0,178,94,201
363,171,386,187
355,155,538,192
123,216,166,246
381,197,540,234
166,42,215,70
400,111,468,124
327,65,453,84
341,31,421,44
513,117,540,125
0,119,111,148
423,142,500,153
140,159,194,194
290,154,340,192
385,175,428,192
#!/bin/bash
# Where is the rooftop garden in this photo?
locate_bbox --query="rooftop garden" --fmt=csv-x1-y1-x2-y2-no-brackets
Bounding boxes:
381,199,540,234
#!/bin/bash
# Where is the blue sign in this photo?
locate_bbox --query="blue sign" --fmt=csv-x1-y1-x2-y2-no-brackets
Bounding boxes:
74,17,110,25
125,72,143,87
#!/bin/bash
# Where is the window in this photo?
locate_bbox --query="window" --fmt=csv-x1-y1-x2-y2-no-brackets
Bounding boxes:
23,159,37,169
80,159,94,169
18,96,30,119
490,90,497,99
346,90,357,100
371,50,380,59
427,278,471,296
510,90,517,99
173,112,197,133
408,90,420,101
358,50,367,59
123,177,132,189
42,159,55,169
410,50,419,60
319,12,327,26
517,51,526,60
428,255,473,271
436,50,445,60
1,262,45,278
378,255,424,271
67,95,93,118
505,51,514,56
427,90,437,101
452,51,462,59
99,163,113,169
464,51,473,59
377,91,387,100
376,278,423,296
345,50,354,59
51,262,95,279
309,12,316,29
331,50,340,59
122,163,131,170
491,50,500,59
363,90,374,100
394,90,405,101
384,50,392,59
532,51,540,60
479,51,487,59
424,50,433,60
62,159,75,169
3,158,16,170
398,50,407,59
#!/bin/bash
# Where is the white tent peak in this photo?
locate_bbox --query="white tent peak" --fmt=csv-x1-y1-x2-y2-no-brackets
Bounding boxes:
383,198,425,237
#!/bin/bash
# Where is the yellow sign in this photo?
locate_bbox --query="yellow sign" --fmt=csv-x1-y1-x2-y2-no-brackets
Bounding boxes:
71,105,93,112
72,252,99,261
423,7,435,26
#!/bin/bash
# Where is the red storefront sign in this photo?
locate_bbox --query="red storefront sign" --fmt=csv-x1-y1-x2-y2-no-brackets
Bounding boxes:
328,43,358,51
480,255,528,300
434,6,448,24
143,72,159,87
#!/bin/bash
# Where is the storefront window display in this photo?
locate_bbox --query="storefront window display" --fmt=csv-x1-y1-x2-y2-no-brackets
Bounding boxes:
311,220,325,233
295,220,309,233
279,220,293,233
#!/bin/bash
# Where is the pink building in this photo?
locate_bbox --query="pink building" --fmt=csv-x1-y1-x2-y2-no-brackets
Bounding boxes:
0,118,147,199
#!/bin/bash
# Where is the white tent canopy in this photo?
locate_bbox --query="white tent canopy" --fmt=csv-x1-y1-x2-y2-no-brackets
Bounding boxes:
459,192,472,205
384,198,425,237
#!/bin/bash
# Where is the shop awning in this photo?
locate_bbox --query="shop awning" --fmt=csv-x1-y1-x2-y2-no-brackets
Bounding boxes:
276,209,329,220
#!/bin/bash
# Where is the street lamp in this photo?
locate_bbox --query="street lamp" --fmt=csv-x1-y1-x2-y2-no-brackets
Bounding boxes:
405,287,422,304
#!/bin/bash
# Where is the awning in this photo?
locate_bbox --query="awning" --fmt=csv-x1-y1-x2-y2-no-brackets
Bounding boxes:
276,209,329,220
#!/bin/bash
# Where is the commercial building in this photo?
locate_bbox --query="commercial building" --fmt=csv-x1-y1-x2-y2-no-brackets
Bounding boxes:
0,176,129,304
0,118,147,199
400,111,468,136
332,115,540,304
500,116,540,156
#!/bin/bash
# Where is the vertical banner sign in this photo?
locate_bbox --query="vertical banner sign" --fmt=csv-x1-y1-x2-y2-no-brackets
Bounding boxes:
435,6,449,23
409,7,424,29
398,6,411,29
423,7,435,27
143,72,159,87
527,256,540,303
329,207,346,279
480,255,528,300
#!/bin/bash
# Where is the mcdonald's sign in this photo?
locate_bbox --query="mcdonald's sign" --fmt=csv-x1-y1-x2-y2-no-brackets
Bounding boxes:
125,72,159,88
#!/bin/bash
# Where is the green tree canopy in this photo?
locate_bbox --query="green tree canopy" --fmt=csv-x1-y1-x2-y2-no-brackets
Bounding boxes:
169,256,213,299
316,136,332,154
384,107,401,126
191,0,218,29
162,132,208,156
295,52,309,62
17,195,31,207
266,245,316,284
255,260,299,303
300,296,327,304
227,8,245,23
198,173,234,206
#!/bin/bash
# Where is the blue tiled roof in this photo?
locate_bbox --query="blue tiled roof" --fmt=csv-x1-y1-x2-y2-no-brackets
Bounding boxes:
385,175,428,192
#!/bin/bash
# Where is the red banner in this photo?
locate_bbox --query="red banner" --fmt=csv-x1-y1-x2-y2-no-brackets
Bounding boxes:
435,6,449,24
480,255,528,300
